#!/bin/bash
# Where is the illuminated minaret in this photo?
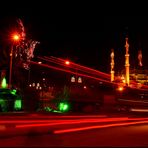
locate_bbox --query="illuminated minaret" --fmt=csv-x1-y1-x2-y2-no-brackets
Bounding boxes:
125,37,130,86
110,49,115,82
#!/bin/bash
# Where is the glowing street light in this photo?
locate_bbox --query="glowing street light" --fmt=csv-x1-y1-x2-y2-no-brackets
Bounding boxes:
65,60,70,65
12,34,20,41
9,33,20,88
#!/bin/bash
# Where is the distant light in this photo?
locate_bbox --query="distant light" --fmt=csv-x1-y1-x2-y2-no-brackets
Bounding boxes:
37,83,40,87
12,34,20,41
65,60,70,65
117,86,124,91
1,77,7,88
84,86,87,89
29,84,32,87
32,83,35,87
71,76,75,82
38,61,42,64
43,78,45,81
78,77,82,83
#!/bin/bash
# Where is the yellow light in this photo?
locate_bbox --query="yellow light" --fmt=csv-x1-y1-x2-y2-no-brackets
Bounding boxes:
12,34,20,41
118,86,124,91
65,60,70,65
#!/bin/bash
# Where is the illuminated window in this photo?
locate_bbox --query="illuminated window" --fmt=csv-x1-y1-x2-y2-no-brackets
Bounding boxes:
71,76,75,82
78,77,82,83
32,83,35,87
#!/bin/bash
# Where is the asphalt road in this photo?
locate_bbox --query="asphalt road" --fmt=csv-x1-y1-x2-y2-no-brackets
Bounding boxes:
0,113,148,147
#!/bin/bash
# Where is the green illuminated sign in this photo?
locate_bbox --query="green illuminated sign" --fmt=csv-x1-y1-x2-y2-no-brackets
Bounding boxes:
14,100,22,110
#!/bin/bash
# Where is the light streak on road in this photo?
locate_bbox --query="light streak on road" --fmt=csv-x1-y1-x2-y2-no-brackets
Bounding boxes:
15,117,148,128
131,108,148,112
0,125,6,130
0,115,107,124
54,120,148,134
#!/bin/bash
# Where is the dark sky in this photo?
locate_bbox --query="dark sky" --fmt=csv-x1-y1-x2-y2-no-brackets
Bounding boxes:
0,7,148,73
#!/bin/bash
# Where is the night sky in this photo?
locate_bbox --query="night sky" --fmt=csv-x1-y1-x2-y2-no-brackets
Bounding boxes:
0,7,148,74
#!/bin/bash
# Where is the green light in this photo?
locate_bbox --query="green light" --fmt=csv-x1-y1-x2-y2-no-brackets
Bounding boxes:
1,78,7,88
0,99,4,103
63,104,68,110
59,102,69,112
10,89,17,95
14,100,22,110
44,106,52,112
53,110,62,113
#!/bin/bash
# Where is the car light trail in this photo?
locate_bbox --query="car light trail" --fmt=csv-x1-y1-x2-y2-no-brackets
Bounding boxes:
0,125,6,131
130,108,148,112
30,60,115,84
46,56,110,78
15,117,148,128
54,120,148,134
39,56,110,79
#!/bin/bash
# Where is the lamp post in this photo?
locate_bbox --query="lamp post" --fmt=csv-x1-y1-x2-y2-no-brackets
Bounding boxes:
9,34,20,88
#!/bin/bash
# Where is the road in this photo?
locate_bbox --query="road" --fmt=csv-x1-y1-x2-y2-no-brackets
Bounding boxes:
0,112,148,147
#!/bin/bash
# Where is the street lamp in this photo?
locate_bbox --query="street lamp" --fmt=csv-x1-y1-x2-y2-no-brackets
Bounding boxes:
9,34,20,88
65,60,70,65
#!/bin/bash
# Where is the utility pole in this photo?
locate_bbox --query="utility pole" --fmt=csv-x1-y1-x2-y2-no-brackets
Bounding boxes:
9,34,20,89
9,45,13,88
125,37,130,86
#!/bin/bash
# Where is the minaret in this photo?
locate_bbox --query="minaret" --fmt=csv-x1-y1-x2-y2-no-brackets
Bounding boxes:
125,37,130,86
110,49,115,82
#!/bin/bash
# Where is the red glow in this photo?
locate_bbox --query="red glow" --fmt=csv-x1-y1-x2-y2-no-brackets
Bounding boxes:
30,61,114,84
32,56,148,91
14,117,148,128
38,56,111,80
83,86,87,89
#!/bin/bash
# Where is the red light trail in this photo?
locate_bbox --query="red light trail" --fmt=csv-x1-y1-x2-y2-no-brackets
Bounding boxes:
29,60,114,84
38,56,111,80
54,120,148,134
